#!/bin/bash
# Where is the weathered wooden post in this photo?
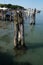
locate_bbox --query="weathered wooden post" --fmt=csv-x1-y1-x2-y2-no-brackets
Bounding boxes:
14,9,18,48
30,8,36,25
30,9,34,25
33,8,36,25
14,9,25,49
18,10,25,47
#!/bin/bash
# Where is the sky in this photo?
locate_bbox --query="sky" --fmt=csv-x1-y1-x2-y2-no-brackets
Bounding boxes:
0,0,43,10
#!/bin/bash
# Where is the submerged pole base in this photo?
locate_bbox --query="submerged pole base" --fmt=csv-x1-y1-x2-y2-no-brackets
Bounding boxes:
14,43,27,50
30,22,35,25
33,23,35,25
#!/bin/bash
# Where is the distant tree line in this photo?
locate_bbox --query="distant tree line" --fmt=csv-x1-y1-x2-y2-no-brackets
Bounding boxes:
0,4,25,10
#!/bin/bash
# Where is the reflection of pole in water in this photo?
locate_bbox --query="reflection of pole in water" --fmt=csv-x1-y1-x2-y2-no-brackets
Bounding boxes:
30,25,35,32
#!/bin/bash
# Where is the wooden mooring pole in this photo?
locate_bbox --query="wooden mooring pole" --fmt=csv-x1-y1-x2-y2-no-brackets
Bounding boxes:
14,10,26,49
30,8,36,25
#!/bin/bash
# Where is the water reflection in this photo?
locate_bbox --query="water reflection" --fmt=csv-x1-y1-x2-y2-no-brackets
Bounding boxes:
29,25,35,32
0,34,11,45
0,51,32,65
14,49,26,58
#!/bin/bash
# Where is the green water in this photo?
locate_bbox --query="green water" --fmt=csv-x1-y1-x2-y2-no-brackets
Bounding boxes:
0,11,43,65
